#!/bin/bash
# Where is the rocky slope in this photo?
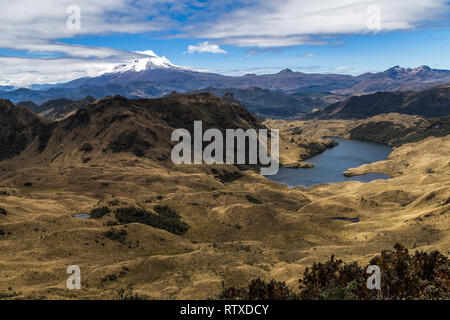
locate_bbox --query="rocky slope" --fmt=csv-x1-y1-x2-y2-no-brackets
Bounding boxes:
0,99,50,161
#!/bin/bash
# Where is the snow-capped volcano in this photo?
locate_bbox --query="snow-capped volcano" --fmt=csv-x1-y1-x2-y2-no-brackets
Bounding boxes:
109,50,180,73
386,65,433,75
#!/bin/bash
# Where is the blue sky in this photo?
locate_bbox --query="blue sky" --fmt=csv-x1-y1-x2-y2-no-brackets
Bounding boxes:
61,27,450,75
0,0,449,86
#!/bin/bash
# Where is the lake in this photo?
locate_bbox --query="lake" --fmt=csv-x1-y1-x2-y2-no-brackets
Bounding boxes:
266,138,392,187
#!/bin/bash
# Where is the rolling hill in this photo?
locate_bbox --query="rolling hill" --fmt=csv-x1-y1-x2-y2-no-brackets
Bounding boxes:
307,84,450,119
0,93,264,167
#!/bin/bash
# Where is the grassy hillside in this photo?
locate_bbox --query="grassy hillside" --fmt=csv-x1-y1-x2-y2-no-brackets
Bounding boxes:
220,244,449,300
0,97,448,300
269,113,449,147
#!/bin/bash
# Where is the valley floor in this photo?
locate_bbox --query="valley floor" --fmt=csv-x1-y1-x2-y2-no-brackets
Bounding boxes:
0,119,449,299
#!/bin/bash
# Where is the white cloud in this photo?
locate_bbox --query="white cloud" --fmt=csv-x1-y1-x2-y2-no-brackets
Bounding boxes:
0,51,158,87
186,41,226,54
333,66,361,75
0,0,448,86
0,56,117,87
10,42,131,59
0,0,230,85
221,36,323,48
0,0,168,56
186,0,449,47
0,0,177,86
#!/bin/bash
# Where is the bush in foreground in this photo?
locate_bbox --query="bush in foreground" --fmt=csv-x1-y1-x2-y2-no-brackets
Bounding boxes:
219,244,449,300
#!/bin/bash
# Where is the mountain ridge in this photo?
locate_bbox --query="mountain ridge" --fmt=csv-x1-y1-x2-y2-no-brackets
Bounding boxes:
0,93,264,166
2,55,450,105
306,84,450,119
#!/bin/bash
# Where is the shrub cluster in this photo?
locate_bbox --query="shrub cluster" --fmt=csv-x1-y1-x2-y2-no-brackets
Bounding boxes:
369,244,449,299
246,195,263,204
0,291,18,299
214,170,243,183
219,244,449,300
89,206,111,219
114,205,190,236
103,228,128,244
220,278,294,300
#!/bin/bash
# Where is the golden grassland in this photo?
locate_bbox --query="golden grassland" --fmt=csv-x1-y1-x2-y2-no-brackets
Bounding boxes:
0,117,449,299
265,113,426,140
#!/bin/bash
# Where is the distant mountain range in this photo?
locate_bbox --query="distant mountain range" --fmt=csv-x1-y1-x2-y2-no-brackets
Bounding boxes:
1,51,449,111
307,84,450,119
20,83,450,122
15,88,347,120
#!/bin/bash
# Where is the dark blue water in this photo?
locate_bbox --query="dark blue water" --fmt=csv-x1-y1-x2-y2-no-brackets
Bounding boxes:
267,138,392,188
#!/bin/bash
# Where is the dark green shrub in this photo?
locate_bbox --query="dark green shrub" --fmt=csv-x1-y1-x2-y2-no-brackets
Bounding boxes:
442,197,450,206
299,256,369,300
215,170,242,183
246,195,263,204
219,244,449,300
220,278,295,300
153,204,180,219
103,228,127,243
0,291,18,299
234,224,242,230
107,200,120,206
369,244,449,299
89,206,111,219
115,206,189,236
